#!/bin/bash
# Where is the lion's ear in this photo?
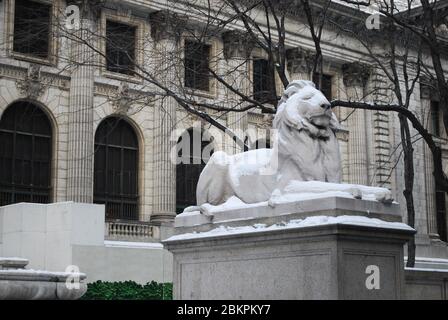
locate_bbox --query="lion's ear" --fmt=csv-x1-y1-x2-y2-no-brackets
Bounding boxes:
329,112,342,131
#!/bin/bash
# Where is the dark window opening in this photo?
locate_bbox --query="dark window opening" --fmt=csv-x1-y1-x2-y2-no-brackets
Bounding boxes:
436,190,447,242
13,0,51,58
313,73,332,101
106,20,136,75
0,101,52,206
94,117,139,220
184,41,211,91
253,58,276,104
176,129,214,213
430,101,440,136
252,139,271,150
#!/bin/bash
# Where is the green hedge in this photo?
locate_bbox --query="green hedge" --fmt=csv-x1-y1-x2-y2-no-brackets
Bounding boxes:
81,280,173,300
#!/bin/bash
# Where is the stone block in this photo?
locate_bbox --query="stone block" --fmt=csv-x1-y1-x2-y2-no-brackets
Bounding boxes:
165,197,415,300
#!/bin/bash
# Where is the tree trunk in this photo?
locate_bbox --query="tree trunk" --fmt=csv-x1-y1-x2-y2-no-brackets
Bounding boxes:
399,115,416,267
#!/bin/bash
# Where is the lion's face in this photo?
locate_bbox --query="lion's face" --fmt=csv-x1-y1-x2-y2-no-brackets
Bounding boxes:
274,80,339,137
293,84,332,130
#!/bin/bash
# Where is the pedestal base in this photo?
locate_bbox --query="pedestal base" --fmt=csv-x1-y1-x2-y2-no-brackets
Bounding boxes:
164,198,414,300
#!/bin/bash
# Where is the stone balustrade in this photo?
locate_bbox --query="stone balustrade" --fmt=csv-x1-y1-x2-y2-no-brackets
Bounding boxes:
105,220,157,242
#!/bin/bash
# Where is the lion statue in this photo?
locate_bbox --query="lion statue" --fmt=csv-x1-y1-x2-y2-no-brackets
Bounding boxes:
194,80,392,208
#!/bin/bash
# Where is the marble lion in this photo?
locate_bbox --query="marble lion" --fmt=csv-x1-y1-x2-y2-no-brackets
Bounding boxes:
195,80,393,207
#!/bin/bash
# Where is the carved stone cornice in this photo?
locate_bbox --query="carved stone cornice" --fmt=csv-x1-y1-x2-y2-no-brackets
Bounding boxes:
222,31,254,60
286,47,315,76
149,10,186,42
342,62,371,88
15,64,46,99
0,63,70,90
0,63,27,80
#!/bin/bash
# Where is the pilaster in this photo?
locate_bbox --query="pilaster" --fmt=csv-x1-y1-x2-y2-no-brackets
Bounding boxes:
149,10,179,224
342,62,370,185
222,30,252,153
66,6,97,202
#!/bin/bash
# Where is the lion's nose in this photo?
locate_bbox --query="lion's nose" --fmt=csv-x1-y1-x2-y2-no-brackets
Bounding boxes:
321,103,331,110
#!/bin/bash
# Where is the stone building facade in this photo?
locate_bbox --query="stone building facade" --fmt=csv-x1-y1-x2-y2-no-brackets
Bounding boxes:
0,0,447,265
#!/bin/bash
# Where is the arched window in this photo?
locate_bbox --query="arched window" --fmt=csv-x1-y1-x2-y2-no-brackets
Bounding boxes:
94,117,139,220
176,128,213,213
0,101,52,206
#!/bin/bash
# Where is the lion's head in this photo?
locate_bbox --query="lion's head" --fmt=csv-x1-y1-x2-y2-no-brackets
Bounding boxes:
273,80,340,138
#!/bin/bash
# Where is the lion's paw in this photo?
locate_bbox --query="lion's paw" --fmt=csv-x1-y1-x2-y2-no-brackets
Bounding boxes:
375,191,394,204
199,205,215,219
349,187,362,199
268,189,283,208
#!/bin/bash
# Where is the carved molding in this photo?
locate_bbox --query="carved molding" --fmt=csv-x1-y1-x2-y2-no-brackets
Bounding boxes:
15,64,46,99
0,63,70,91
40,72,70,90
286,47,315,76
94,82,117,96
95,81,155,113
342,62,371,88
0,63,27,80
222,31,254,60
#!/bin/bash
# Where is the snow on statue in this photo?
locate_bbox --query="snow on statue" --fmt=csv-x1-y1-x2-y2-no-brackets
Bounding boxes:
194,80,393,209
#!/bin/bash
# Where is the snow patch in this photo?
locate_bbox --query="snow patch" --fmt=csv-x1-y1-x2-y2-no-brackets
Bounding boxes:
405,267,448,273
0,268,86,280
104,240,163,249
166,215,414,241
0,257,29,262
200,196,268,213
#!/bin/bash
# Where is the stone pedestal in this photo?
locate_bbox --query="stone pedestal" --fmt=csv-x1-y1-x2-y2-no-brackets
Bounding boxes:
0,258,87,300
164,197,415,300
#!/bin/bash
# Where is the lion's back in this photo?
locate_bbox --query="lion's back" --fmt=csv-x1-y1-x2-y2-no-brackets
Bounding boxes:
197,149,275,205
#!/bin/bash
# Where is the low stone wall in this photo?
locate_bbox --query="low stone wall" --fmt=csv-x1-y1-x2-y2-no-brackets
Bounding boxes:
0,202,172,284
405,268,448,300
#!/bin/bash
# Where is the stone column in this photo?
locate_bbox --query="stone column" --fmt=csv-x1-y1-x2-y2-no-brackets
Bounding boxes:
342,62,370,185
222,31,252,154
286,47,314,81
149,11,179,225
66,4,97,203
